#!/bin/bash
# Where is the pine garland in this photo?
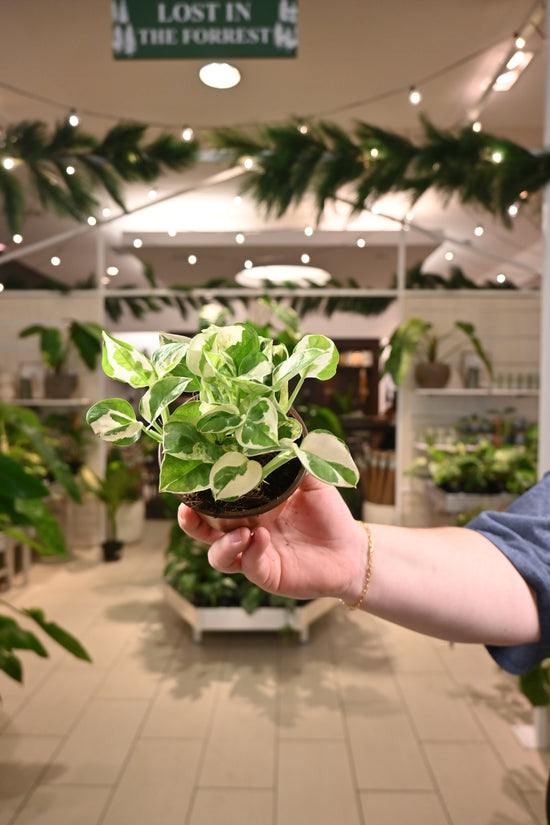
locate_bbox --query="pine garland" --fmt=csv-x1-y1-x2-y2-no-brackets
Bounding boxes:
213,115,550,227
0,120,199,234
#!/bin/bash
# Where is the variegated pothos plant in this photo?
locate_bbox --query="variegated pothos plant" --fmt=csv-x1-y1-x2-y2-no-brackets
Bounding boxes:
86,323,359,502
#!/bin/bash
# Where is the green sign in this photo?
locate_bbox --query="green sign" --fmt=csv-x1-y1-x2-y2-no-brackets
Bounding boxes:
112,1,298,59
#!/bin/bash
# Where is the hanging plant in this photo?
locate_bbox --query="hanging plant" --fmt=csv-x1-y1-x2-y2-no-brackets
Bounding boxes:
0,119,199,234
213,115,550,227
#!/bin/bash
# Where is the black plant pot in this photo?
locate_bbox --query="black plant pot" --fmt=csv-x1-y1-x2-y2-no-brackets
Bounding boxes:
102,540,123,562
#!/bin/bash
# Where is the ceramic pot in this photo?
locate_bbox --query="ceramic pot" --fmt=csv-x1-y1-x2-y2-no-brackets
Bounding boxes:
44,372,78,399
414,361,450,389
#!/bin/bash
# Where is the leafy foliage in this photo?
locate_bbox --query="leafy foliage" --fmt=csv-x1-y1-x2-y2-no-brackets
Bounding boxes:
19,320,103,373
87,323,359,501
0,119,199,234
214,115,549,227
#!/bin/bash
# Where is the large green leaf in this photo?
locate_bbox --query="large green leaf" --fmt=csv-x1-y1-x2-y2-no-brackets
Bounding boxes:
0,453,48,500
24,608,92,662
101,331,155,387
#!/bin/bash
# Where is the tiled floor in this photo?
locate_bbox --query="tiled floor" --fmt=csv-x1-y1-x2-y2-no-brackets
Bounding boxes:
1,519,550,825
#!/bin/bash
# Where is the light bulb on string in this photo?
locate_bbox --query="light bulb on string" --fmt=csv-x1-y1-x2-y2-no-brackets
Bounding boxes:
508,203,519,217
298,123,309,135
12,234,23,244
2,157,15,170
356,238,366,248
87,216,97,226
133,238,143,248
181,125,194,141
408,86,421,105
301,253,310,264
497,272,507,283
188,254,197,265
235,233,245,244
472,121,482,133
244,259,253,269
102,207,111,217
66,165,75,175
514,33,526,49
106,266,119,277
50,255,61,267
68,109,79,127
304,225,314,237
444,250,454,262
474,225,484,237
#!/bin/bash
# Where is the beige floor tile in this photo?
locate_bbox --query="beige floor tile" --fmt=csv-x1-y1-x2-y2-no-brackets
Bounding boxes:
198,694,276,787
0,735,61,818
10,784,111,825
278,660,345,739
3,667,103,736
41,698,149,785
359,790,451,824
277,740,361,825
337,665,402,709
189,788,273,825
101,739,202,825
396,672,484,742
522,788,548,825
424,741,537,825
345,704,434,790
373,620,447,673
141,659,222,738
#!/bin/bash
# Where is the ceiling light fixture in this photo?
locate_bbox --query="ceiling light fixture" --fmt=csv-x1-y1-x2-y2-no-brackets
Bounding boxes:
492,50,534,91
235,265,331,288
199,62,241,89
408,86,422,105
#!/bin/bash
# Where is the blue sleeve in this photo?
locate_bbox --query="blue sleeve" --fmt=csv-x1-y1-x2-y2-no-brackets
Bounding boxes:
465,473,550,675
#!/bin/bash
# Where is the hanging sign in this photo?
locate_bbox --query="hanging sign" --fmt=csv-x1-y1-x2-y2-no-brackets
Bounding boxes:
112,1,298,59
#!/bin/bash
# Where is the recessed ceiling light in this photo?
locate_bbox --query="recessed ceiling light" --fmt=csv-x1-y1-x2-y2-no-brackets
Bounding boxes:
235,265,331,288
199,62,241,89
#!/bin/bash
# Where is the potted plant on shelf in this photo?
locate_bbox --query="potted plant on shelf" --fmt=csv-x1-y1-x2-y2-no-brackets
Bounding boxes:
86,322,360,530
408,424,538,521
19,319,103,398
380,316,494,389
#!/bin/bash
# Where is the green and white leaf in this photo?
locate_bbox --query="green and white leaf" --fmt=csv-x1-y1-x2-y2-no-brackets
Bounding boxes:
272,335,338,387
102,331,155,387
290,430,359,487
139,375,193,423
159,452,211,494
151,341,190,376
196,403,243,434
163,421,222,463
236,398,279,451
86,399,143,444
210,452,263,501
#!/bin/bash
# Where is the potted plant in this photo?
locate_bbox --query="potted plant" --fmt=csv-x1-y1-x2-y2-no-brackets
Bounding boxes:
80,447,143,561
407,426,538,520
86,322,360,529
381,316,494,388
19,319,103,398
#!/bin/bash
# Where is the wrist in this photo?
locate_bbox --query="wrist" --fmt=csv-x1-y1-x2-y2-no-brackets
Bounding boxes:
339,521,374,609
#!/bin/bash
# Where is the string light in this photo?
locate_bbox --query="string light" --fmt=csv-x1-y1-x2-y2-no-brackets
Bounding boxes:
167,228,177,237
370,147,379,158
87,216,97,226
68,109,79,127
50,255,61,266
181,126,194,141
244,259,253,269
133,238,143,248
408,86,422,105
12,234,23,244
444,250,454,261
188,254,197,264
301,253,310,263
298,123,309,135
356,238,366,248
508,203,519,217
148,188,157,200
2,158,15,170
102,207,111,217
514,34,526,49
106,266,119,276
235,233,245,244
474,225,484,236
472,120,482,132
497,272,507,283
304,225,314,236
491,150,503,163
65,165,75,175
233,195,242,205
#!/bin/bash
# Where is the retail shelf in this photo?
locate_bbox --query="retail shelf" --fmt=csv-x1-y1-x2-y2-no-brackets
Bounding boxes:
10,397,91,406
414,388,539,397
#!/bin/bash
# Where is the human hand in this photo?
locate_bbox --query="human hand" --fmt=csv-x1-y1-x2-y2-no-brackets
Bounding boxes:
177,474,368,603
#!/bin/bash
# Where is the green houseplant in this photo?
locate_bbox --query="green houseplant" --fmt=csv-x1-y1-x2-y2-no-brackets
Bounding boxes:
381,316,494,388
81,446,143,561
0,402,91,684
86,322,359,527
19,319,103,398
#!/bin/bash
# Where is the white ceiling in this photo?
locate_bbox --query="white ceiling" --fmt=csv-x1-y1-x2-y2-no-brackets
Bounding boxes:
0,0,547,293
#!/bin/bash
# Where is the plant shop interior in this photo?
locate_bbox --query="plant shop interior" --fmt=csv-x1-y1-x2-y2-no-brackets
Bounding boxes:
1,1,550,823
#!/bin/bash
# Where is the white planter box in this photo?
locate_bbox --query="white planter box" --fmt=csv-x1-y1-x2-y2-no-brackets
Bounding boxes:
425,482,517,515
163,582,336,644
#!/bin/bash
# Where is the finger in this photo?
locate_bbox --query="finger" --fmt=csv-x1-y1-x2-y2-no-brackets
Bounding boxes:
207,527,253,573
177,503,223,544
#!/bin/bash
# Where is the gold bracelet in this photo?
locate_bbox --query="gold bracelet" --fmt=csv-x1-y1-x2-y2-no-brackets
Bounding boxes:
340,521,374,610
